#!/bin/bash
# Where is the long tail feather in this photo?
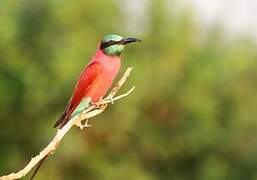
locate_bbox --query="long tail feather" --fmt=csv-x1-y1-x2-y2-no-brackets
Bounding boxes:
53,110,66,128
30,155,48,180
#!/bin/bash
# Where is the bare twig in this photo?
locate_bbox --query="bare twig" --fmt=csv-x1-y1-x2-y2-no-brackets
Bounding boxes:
0,67,134,180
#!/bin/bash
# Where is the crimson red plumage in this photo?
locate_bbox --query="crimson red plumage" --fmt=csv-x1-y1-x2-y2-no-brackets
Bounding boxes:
54,49,121,128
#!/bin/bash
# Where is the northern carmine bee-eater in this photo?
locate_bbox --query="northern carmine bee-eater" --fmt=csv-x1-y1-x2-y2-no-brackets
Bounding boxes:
53,34,141,128
30,34,141,180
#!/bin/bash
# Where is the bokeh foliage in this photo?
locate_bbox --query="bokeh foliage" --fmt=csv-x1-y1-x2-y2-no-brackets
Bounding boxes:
0,0,257,179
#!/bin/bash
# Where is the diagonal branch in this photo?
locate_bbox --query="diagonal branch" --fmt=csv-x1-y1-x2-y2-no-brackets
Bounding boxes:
0,67,134,180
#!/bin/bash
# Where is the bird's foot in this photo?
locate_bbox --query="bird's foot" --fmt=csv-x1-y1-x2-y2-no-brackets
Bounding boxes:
90,97,108,109
76,119,92,130
90,101,101,109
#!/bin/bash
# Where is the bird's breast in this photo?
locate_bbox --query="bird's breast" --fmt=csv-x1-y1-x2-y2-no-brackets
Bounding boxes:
88,56,121,102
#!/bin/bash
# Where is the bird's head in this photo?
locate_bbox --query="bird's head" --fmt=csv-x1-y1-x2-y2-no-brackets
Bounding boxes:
100,34,141,56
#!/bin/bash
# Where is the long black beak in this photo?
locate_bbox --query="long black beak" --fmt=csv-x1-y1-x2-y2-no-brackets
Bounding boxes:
122,38,141,45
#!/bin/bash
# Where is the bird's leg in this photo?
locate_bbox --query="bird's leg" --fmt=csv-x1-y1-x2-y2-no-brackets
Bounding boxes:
90,97,107,109
90,101,101,109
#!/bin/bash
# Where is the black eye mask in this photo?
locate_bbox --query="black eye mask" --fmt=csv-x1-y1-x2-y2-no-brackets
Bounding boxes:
100,40,123,49
100,38,141,49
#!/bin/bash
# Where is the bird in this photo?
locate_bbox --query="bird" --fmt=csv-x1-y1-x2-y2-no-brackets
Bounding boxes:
30,34,141,180
53,34,141,128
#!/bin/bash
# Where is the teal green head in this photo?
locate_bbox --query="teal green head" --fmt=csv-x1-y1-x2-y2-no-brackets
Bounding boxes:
100,34,141,56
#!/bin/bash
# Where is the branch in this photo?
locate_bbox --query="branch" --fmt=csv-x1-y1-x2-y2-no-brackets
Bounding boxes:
0,67,134,180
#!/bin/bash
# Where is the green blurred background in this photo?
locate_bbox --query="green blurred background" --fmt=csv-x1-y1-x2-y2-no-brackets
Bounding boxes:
0,0,257,179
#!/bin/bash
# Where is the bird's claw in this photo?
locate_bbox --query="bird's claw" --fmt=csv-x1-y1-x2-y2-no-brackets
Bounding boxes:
90,101,101,109
76,119,92,130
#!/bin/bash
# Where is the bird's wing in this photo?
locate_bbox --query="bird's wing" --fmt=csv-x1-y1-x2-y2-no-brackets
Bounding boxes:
54,61,103,128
